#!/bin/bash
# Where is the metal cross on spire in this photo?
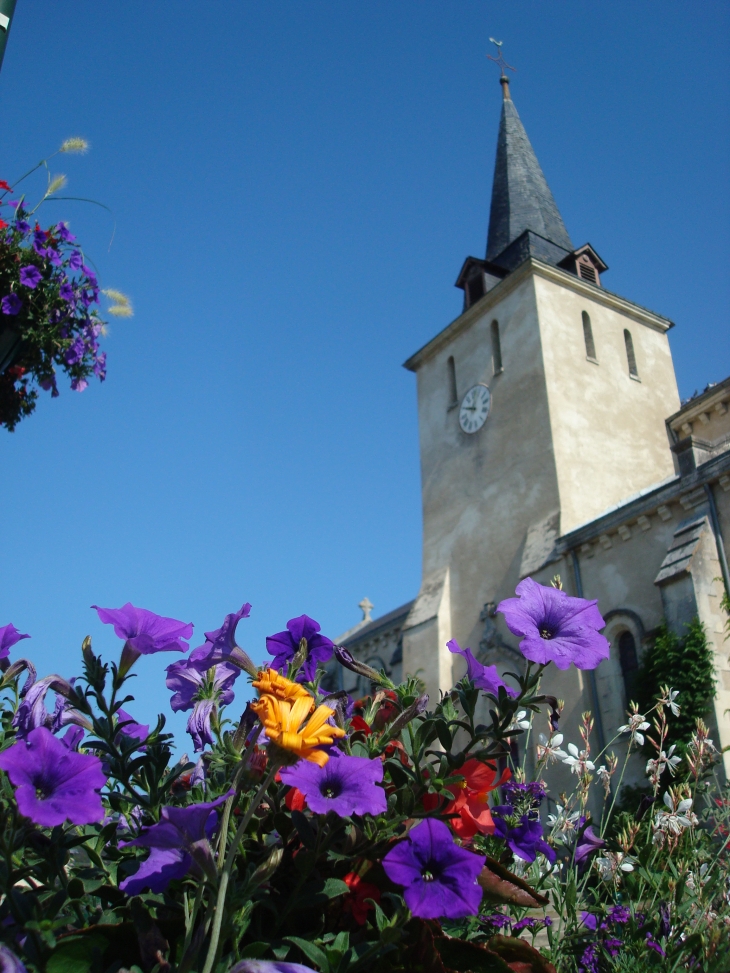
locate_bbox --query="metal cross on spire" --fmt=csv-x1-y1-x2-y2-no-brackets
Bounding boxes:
487,38,516,79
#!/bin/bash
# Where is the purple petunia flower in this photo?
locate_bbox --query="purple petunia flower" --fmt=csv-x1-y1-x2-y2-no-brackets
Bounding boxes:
119,791,232,894
165,658,239,752
230,964,317,973
12,673,79,738
189,602,255,676
0,726,106,827
59,281,75,303
60,725,85,751
280,751,386,817
266,614,334,683
56,222,76,242
64,336,85,365
0,624,30,660
497,578,609,671
115,708,149,750
15,219,30,235
93,352,107,381
0,945,28,972
1,293,22,316
575,824,605,865
229,962,317,973
92,603,193,673
493,809,556,864
19,265,42,289
580,911,598,931
382,817,485,919
447,639,517,697
68,250,82,270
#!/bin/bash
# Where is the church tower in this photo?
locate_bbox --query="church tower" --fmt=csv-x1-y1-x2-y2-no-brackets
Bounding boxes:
400,68,681,704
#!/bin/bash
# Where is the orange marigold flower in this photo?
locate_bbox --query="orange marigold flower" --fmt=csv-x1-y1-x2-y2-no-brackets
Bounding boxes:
253,668,313,704
251,694,345,767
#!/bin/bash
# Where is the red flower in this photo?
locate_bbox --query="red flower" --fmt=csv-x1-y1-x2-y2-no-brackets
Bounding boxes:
343,872,381,925
0,180,11,192
382,738,409,766
0,219,7,230
442,759,511,838
349,715,372,736
285,786,306,812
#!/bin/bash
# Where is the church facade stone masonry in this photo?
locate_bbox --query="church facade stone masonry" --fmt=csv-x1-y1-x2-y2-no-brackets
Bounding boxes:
333,74,730,794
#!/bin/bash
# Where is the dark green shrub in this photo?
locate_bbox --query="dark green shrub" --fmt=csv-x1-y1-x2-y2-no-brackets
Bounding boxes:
637,618,716,750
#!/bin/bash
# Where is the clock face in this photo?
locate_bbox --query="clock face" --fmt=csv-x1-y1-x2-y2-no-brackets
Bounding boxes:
459,384,491,433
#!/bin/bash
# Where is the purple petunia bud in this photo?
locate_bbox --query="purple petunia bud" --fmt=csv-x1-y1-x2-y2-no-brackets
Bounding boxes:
385,693,428,739
333,645,395,689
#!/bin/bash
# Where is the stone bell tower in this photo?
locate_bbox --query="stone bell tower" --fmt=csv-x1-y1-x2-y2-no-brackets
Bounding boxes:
400,66,681,704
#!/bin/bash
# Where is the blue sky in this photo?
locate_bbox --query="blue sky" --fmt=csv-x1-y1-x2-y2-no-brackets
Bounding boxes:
1,2,728,747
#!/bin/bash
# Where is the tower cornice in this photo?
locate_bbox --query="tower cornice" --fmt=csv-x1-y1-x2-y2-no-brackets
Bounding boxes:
403,258,674,373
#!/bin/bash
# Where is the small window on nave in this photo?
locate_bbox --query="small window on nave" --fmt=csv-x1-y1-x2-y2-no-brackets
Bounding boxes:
624,329,639,379
582,311,596,361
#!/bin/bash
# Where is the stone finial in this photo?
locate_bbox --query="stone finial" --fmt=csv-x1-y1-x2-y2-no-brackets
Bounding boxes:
358,597,374,623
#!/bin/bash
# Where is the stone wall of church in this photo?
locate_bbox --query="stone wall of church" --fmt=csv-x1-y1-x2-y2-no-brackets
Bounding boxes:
535,272,680,534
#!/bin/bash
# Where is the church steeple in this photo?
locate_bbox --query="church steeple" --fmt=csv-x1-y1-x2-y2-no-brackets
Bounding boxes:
485,75,573,262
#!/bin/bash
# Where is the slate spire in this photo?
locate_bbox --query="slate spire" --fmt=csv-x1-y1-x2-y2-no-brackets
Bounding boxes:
486,77,573,262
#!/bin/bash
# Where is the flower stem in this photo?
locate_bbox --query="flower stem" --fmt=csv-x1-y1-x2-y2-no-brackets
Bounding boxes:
201,761,279,973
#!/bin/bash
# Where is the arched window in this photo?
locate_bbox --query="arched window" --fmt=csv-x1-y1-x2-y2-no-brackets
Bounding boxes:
582,311,596,361
447,356,458,408
491,320,503,374
624,329,639,378
618,630,639,702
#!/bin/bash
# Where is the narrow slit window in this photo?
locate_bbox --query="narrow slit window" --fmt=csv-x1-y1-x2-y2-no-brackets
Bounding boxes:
447,356,458,408
491,320,503,374
618,630,639,702
624,329,639,378
582,311,596,360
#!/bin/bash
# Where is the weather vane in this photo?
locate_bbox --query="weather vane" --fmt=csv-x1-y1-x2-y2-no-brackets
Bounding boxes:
487,38,516,79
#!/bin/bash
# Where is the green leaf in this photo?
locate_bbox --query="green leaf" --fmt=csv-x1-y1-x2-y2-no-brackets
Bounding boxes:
322,877,350,899
565,869,577,921
436,720,453,751
291,809,317,849
47,935,108,973
285,935,331,972
241,941,271,958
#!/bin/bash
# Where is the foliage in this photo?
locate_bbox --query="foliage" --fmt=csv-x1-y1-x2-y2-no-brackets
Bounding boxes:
0,140,131,431
0,583,727,973
637,619,716,752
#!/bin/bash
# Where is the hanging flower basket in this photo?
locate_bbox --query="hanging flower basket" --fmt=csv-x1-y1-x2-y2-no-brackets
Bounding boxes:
0,141,130,431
